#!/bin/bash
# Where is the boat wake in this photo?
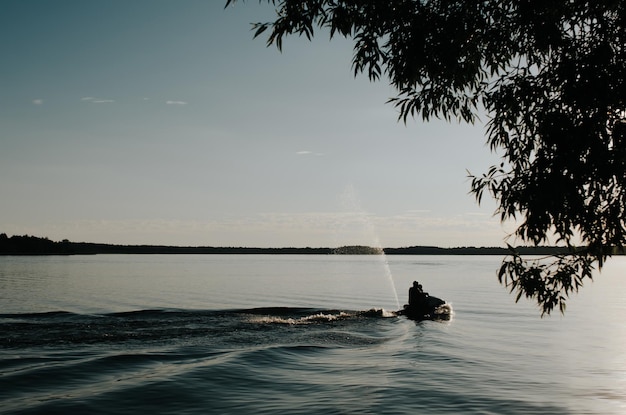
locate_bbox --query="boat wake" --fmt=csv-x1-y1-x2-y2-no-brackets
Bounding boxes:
244,307,397,325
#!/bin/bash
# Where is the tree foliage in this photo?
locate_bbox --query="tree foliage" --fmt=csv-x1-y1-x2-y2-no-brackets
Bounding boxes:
226,0,626,315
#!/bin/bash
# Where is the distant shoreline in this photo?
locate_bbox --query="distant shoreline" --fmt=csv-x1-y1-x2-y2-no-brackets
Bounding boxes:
0,234,584,256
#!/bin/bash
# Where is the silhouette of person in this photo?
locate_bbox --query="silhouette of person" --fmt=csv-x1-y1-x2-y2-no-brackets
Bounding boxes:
407,281,432,315
408,281,423,308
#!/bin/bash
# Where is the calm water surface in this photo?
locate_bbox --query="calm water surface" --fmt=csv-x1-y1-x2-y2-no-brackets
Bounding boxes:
1,254,625,414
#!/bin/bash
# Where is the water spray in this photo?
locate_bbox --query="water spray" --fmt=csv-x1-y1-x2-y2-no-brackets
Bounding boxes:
339,184,401,309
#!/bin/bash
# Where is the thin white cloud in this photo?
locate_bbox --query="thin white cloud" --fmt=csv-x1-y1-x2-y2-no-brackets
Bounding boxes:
403,209,431,215
166,100,187,105
81,97,114,103
296,150,324,156
32,99,43,105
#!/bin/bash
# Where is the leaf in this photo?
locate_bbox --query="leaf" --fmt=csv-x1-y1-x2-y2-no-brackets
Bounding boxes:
253,23,269,38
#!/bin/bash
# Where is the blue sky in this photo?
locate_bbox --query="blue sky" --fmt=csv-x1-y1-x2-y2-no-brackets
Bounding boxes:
1,0,510,248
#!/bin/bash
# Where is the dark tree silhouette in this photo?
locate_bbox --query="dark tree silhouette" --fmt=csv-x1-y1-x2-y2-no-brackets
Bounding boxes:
226,0,626,315
0,234,63,254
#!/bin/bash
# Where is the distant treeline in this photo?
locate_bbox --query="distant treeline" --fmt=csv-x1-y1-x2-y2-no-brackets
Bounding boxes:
0,234,331,255
1,233,612,256
383,246,574,255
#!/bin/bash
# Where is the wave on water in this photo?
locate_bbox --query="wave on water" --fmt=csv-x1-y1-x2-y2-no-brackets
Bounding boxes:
247,311,352,325
0,307,399,349
0,306,408,414
0,305,450,350
3,302,599,415
242,307,397,325
435,302,454,317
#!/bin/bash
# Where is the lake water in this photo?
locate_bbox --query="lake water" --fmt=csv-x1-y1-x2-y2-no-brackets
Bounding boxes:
1,254,625,414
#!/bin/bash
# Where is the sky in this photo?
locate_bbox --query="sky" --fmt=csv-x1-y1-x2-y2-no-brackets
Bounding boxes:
1,0,513,248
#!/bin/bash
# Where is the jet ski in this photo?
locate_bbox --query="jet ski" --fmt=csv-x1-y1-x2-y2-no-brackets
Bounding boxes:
397,294,452,320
